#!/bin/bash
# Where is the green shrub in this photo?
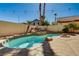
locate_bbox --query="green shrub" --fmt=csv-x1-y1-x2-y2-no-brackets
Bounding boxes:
43,20,50,26
62,23,79,33
62,26,69,33
68,23,77,29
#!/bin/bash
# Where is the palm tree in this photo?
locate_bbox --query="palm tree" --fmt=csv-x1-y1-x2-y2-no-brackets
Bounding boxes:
39,3,41,18
54,13,57,23
39,3,42,25
39,3,46,25
43,3,46,17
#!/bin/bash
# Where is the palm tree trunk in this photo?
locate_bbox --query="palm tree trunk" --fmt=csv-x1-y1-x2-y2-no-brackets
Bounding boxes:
43,3,46,17
26,24,30,34
39,3,46,25
39,3,41,18
39,3,42,25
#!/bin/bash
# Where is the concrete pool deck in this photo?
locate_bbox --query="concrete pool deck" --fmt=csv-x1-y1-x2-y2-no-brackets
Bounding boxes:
0,34,79,56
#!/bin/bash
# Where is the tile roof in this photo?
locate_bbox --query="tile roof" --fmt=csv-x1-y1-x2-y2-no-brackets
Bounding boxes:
57,16,79,22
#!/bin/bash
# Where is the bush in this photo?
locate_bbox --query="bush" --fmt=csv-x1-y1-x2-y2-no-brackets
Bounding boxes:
68,23,77,29
43,20,50,26
62,23,79,33
62,26,69,33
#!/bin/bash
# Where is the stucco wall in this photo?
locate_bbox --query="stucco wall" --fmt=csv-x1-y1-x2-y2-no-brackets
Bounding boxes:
0,21,28,36
47,24,64,32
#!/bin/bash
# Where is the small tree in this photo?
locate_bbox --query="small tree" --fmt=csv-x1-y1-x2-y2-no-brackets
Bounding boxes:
68,23,76,29
62,25,69,33
27,21,32,25
22,22,27,24
43,20,50,26
62,23,78,33
52,22,56,25
68,23,77,32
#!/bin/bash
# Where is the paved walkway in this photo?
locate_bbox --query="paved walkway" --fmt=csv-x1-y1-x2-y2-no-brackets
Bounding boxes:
0,35,79,56
51,35,79,56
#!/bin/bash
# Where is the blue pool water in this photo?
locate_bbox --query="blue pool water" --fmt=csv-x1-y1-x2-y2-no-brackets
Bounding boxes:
3,34,60,48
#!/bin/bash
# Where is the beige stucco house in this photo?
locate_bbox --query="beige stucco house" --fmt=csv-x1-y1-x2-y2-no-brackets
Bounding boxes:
57,16,79,26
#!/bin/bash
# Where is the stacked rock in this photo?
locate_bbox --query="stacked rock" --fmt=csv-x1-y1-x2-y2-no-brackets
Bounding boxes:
45,37,53,41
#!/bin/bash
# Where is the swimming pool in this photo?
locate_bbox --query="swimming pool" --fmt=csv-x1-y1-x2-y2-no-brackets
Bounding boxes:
3,34,60,49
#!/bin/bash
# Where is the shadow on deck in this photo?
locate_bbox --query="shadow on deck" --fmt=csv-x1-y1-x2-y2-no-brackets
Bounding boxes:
13,49,29,56
0,40,55,56
0,47,14,56
42,41,56,56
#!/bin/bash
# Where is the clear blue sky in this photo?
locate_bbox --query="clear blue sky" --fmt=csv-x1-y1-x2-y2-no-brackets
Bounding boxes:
0,3,79,23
